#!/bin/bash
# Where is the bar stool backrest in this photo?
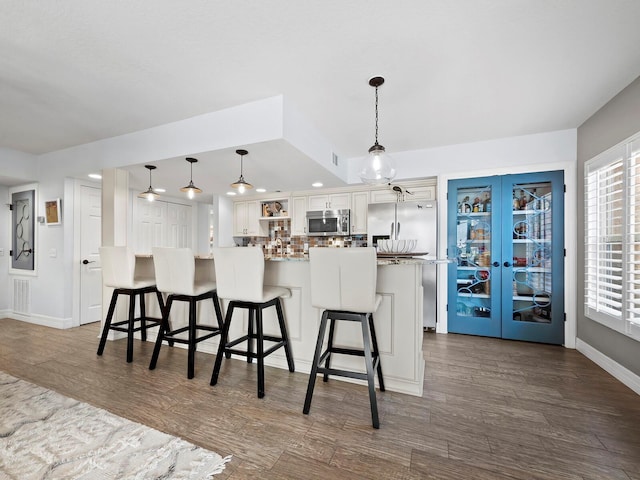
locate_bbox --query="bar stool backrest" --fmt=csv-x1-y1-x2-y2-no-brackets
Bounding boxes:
309,247,378,313
100,246,136,289
212,247,264,302
152,247,196,296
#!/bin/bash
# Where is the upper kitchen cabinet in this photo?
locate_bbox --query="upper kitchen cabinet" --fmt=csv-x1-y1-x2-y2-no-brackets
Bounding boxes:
308,192,350,211
370,184,436,204
351,191,369,235
233,200,265,236
290,196,307,236
447,171,564,345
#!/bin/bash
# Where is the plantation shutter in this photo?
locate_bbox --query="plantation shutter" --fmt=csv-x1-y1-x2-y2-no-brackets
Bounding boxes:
626,141,640,337
584,147,624,325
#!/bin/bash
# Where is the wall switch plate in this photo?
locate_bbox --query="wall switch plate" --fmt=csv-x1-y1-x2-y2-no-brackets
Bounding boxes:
49,248,57,258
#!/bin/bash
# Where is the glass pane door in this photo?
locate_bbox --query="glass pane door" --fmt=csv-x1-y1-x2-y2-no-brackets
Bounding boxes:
448,177,502,338
501,171,564,344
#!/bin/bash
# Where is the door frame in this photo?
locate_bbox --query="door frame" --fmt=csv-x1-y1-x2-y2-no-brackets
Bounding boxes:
437,160,577,348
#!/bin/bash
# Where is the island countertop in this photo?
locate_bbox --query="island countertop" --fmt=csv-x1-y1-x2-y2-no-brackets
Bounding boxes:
263,253,427,266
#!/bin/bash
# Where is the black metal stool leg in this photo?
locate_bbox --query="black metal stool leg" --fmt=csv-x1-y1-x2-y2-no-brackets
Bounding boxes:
323,316,337,382
369,313,385,391
139,292,147,342
212,292,224,331
155,291,173,347
187,298,197,379
303,311,329,414
361,313,380,429
126,292,136,363
97,290,119,356
210,303,234,385
246,308,255,363
256,306,265,398
275,299,295,372
149,295,173,370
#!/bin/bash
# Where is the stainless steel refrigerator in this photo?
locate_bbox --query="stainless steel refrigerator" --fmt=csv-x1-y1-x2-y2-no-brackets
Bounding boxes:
367,201,438,328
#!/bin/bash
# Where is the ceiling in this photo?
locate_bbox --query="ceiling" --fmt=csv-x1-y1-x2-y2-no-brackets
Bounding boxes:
2,1,640,199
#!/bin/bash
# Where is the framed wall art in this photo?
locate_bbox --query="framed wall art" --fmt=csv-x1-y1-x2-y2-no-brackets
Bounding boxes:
45,198,61,225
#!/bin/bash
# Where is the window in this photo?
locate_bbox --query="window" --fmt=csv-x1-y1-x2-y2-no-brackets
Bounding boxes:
585,135,640,339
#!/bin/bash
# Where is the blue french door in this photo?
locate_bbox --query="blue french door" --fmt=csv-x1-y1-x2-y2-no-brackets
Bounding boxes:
447,171,564,345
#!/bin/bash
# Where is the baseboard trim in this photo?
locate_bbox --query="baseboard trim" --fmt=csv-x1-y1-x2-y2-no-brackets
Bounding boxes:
576,338,640,396
7,313,74,330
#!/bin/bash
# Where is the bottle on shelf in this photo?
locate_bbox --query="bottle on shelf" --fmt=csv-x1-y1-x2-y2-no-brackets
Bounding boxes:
518,189,527,210
482,191,491,213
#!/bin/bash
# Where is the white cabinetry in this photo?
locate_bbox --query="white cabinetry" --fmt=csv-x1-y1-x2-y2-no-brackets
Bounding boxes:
291,196,307,236
370,185,436,203
308,193,350,210
233,200,264,236
350,191,369,234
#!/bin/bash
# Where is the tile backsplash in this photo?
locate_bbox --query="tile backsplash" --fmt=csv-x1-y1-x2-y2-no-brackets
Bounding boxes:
233,219,367,255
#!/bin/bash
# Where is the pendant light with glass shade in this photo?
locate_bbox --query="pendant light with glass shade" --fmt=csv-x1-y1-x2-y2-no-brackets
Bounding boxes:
359,76,396,185
180,157,202,199
231,149,253,194
138,165,159,202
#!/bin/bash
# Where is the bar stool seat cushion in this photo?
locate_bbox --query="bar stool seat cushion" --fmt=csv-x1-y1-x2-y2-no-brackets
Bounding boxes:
191,280,218,297
263,285,291,302
126,278,157,289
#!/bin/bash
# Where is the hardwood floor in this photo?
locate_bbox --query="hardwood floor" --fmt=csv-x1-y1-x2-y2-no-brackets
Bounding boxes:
1,318,639,479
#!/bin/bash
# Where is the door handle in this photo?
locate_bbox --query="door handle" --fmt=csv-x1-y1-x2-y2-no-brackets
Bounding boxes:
82,259,95,265
493,261,500,267
390,223,395,239
397,222,401,237
503,261,512,267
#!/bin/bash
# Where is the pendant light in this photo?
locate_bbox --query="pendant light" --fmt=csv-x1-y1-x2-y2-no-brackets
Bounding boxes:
231,149,253,194
180,157,202,199
138,165,159,202
359,76,396,185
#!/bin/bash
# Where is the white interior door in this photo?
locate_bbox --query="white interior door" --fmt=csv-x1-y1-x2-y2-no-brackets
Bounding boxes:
135,198,166,253
166,202,191,247
80,185,102,325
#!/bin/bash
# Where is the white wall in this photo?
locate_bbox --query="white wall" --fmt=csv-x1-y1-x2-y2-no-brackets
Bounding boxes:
0,148,37,182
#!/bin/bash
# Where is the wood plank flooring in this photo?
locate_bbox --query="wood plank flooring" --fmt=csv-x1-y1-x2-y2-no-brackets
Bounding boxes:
0,318,639,479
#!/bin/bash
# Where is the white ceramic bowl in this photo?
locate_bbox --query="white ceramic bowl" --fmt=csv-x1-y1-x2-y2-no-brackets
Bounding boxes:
377,239,417,253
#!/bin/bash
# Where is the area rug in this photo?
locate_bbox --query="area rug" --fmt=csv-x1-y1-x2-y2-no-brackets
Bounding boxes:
0,372,231,479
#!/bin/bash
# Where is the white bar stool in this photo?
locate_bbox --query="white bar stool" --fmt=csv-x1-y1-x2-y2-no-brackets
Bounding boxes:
209,247,295,398
149,247,224,379
97,246,165,363
303,247,385,428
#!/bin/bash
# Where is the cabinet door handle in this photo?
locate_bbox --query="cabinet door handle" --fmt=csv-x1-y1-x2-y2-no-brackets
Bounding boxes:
503,261,512,267
493,261,500,267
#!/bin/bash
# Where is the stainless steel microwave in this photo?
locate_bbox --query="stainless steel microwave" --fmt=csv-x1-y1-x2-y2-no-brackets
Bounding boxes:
306,209,351,236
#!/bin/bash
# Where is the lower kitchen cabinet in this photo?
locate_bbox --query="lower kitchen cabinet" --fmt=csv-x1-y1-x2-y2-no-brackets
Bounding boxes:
447,170,565,345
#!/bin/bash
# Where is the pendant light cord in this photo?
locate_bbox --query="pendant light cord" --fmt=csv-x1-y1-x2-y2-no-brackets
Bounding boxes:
374,85,379,146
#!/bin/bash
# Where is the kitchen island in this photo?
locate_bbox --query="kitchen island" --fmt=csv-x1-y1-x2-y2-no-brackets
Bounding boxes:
130,253,426,397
